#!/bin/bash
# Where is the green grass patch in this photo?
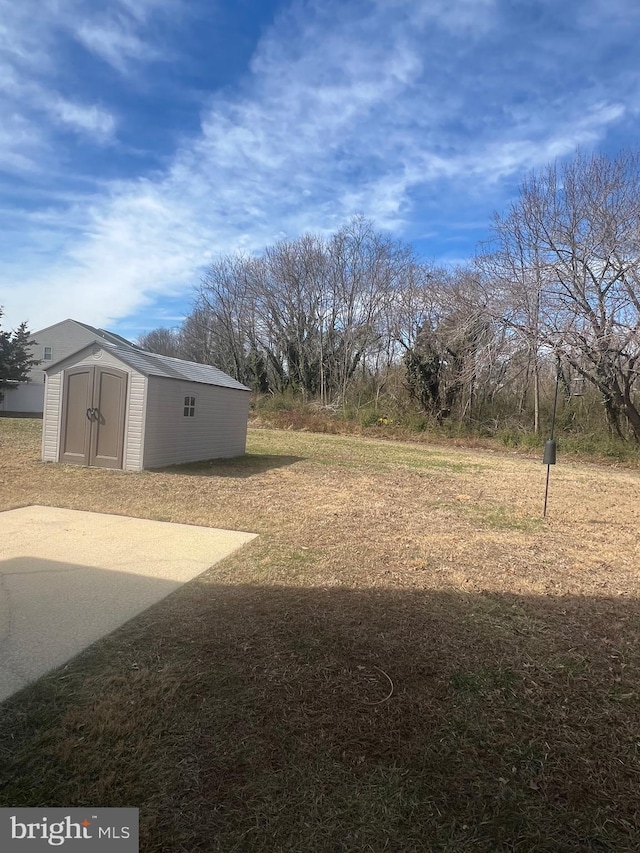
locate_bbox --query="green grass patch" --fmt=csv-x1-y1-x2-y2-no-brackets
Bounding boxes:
450,665,519,694
252,397,640,467
456,501,543,532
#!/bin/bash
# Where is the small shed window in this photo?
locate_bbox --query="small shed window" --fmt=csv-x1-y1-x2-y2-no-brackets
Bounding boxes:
43,346,53,361
183,395,196,417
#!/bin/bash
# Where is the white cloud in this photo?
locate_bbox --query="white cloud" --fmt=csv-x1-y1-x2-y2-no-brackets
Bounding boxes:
48,99,117,141
0,113,46,174
380,0,498,35
0,0,638,334
75,18,160,74
461,102,627,182
116,0,180,23
0,0,176,164
70,0,181,74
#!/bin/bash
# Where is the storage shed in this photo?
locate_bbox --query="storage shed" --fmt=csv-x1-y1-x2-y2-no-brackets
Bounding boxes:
42,342,251,470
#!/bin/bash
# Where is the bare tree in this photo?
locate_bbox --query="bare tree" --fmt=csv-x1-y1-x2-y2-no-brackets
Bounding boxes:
137,327,184,358
194,254,266,386
322,216,427,408
477,220,547,433
185,217,424,403
484,150,640,441
401,267,498,423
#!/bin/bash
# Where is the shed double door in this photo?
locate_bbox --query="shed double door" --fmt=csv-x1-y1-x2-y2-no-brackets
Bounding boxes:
60,365,128,468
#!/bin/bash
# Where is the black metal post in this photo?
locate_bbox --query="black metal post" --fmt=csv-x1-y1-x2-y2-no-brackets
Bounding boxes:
543,464,551,517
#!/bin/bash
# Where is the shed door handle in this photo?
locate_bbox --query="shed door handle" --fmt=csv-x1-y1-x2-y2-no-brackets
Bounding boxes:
86,408,93,421
86,407,98,421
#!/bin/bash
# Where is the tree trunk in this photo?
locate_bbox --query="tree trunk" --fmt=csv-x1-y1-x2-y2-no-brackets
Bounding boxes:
533,358,540,435
622,397,640,443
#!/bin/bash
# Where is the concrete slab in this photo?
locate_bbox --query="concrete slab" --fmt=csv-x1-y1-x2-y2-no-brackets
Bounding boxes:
0,505,257,703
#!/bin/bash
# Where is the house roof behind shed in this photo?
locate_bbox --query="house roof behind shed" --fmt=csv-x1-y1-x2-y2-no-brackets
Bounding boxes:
46,341,251,392
28,318,138,349
73,321,140,350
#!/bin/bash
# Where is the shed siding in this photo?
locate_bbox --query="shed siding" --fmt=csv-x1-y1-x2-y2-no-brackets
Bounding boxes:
42,348,146,470
64,347,128,372
143,376,249,468
42,373,62,461
124,371,147,471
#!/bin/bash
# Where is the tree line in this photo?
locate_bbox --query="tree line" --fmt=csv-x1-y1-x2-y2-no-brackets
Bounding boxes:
140,150,640,443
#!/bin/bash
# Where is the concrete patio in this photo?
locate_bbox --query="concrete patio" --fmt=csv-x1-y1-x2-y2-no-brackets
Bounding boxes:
0,505,256,703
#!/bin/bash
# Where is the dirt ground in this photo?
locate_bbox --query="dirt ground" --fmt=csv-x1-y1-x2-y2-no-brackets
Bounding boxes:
1,418,639,852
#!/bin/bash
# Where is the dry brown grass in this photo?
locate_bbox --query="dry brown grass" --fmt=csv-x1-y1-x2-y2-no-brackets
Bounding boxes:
1,418,640,851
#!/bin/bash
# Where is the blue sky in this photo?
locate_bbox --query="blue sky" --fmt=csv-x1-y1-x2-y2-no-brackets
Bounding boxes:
1,0,639,340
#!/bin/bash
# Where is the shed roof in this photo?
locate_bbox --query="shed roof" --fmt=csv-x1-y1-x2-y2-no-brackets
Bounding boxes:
46,342,251,392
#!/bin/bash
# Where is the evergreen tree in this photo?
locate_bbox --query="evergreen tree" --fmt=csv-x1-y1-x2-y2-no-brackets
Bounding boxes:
0,308,39,402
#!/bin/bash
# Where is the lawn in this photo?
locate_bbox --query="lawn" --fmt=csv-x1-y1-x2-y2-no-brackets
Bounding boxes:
1,418,640,851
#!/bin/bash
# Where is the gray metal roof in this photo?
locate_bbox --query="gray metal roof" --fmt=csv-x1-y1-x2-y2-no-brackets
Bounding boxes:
46,341,250,392
115,346,250,390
